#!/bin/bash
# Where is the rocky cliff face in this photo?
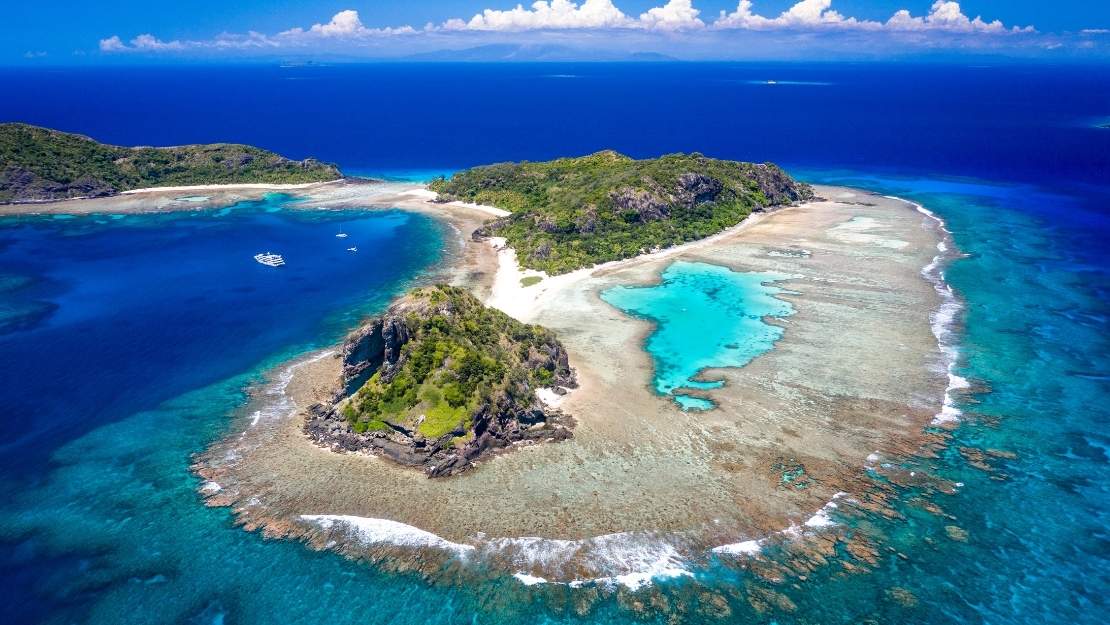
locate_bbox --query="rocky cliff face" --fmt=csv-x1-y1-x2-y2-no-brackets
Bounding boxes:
304,285,576,477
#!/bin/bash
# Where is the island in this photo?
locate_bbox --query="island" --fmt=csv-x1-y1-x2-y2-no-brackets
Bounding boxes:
0,123,341,203
304,284,576,477
430,150,813,274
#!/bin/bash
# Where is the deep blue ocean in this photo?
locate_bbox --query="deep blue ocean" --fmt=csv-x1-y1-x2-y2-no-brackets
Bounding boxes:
0,63,1107,624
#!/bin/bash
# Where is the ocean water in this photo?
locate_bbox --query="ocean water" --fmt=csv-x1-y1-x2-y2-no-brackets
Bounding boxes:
600,261,794,410
0,64,1108,624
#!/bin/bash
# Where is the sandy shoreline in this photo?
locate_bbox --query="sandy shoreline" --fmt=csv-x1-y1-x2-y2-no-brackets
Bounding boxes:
183,182,958,586
0,179,354,215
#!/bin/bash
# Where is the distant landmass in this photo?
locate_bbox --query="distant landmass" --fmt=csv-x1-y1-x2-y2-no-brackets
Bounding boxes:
403,44,678,63
431,151,813,274
0,123,342,203
305,285,576,477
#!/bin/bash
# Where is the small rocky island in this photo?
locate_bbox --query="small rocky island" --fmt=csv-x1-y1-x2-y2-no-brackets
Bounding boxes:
431,150,813,274
305,285,576,477
0,123,341,203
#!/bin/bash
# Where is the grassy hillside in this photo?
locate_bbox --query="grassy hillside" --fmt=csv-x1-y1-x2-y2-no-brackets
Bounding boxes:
342,285,574,442
430,151,813,274
0,123,342,203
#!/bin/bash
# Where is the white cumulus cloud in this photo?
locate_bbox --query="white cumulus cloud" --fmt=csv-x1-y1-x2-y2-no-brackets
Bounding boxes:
100,10,417,53
716,0,879,30
715,0,1032,33
441,0,705,32
99,34,185,52
98,36,126,52
279,9,416,38
638,0,705,31
97,3,1048,56
441,0,632,31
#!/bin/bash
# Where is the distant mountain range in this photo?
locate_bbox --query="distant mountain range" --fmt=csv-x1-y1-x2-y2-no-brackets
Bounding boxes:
402,44,679,63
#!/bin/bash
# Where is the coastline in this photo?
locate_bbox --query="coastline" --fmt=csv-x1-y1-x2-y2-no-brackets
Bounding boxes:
0,178,355,215
187,182,960,587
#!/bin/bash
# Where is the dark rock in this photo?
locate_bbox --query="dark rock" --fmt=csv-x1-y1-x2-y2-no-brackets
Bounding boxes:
747,163,813,206
532,241,553,260
675,172,723,207
610,186,670,222
575,207,598,233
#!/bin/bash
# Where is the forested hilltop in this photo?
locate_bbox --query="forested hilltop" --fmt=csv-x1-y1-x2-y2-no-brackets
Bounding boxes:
430,151,813,274
305,285,576,477
0,123,341,203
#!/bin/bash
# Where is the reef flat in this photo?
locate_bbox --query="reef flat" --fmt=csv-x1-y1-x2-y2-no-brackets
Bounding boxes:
193,182,954,586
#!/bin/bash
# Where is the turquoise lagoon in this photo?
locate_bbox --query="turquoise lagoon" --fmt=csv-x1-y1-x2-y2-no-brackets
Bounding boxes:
601,261,794,410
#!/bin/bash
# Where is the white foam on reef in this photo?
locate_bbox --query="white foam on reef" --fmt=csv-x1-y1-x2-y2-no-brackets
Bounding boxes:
293,459,851,589
245,350,335,431
711,539,762,556
803,498,840,528
300,515,476,557
513,573,549,586
535,387,566,406
896,197,969,426
488,531,694,590
712,493,847,557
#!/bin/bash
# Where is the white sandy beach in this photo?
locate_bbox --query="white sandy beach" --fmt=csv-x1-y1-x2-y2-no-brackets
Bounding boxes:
119,181,329,194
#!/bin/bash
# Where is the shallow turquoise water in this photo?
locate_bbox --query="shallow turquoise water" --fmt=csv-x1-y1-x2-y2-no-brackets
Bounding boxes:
600,261,794,410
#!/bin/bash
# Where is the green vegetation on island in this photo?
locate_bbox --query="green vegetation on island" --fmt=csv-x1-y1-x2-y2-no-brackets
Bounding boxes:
307,285,575,476
429,151,813,274
0,123,342,203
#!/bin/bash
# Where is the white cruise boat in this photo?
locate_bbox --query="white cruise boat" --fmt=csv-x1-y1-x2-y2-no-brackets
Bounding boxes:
254,252,285,267
335,228,349,239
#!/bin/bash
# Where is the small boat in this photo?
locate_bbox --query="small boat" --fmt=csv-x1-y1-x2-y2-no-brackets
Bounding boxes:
335,228,349,239
766,80,778,85
347,247,358,253
254,252,285,267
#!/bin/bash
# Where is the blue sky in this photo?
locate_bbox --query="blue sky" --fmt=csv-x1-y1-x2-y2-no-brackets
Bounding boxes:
7,1,1110,62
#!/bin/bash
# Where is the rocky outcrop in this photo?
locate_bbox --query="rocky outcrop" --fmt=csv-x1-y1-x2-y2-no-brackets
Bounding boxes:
745,163,812,206
610,186,671,222
305,393,575,478
339,315,411,391
609,172,728,223
304,285,576,477
675,172,724,207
